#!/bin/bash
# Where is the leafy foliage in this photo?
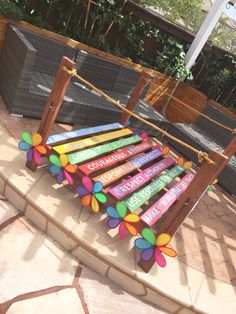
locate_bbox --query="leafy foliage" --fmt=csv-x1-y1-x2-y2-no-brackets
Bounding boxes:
151,35,193,80
0,0,23,20
210,17,236,54
134,0,206,33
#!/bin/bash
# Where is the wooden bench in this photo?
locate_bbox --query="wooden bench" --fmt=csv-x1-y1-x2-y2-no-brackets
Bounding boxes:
18,56,235,273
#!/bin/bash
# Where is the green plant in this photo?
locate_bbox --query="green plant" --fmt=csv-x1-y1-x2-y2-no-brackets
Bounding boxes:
0,0,23,20
23,14,51,30
151,35,193,80
133,0,205,33
210,17,236,54
118,17,159,63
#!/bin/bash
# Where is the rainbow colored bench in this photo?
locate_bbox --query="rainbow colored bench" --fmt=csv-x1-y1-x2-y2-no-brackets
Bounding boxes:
18,57,236,273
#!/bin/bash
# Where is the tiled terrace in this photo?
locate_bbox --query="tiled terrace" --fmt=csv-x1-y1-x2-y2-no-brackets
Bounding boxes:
0,96,235,314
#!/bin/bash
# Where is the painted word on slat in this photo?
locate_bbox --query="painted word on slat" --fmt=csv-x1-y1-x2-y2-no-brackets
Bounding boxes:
124,165,184,212
69,135,143,165
53,128,133,154
109,158,175,200
77,139,153,173
93,149,162,187
47,122,122,145
141,172,195,226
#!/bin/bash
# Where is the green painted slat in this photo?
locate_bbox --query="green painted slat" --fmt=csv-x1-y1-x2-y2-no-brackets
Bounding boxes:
124,165,184,212
68,135,142,164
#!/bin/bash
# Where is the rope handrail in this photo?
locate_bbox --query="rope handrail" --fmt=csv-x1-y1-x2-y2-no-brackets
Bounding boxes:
164,92,236,134
64,67,215,164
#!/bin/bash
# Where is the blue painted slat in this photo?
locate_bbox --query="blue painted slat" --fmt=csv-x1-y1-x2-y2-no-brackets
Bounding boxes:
46,122,123,145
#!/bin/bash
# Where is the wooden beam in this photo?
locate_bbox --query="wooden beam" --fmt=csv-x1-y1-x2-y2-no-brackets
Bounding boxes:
223,134,236,159
26,56,75,171
158,135,236,238
120,71,151,126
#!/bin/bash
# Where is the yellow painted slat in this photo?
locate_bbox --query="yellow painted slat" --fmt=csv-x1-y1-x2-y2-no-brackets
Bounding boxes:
53,128,133,154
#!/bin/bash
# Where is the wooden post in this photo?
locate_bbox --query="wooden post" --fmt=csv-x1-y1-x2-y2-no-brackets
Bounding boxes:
223,134,236,158
158,135,236,238
158,151,228,237
26,56,76,171
138,135,236,272
120,72,151,126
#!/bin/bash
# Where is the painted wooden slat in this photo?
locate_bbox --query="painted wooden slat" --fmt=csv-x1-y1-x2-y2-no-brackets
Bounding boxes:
53,128,133,154
77,139,152,173
109,157,175,200
141,172,195,226
93,149,162,187
46,122,123,145
124,165,185,212
69,135,142,165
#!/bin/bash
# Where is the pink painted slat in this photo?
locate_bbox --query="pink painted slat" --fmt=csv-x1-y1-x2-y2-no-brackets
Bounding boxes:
93,148,162,187
109,158,175,200
141,172,195,227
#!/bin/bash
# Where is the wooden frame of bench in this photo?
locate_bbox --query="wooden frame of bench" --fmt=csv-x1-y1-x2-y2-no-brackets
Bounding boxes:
26,57,236,273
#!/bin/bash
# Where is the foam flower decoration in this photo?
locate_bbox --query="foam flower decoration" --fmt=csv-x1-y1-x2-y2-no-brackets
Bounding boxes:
18,131,46,164
135,228,177,267
177,157,192,171
106,202,140,239
76,176,107,213
208,178,218,191
49,154,76,185
155,145,170,155
128,126,148,139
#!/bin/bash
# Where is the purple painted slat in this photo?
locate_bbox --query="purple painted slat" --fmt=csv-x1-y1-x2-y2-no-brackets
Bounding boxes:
109,158,175,200
94,148,162,187
140,172,195,227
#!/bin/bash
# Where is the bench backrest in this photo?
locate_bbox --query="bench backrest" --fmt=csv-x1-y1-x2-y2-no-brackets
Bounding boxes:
0,25,36,104
76,50,120,91
75,50,142,95
18,27,76,76
195,104,236,147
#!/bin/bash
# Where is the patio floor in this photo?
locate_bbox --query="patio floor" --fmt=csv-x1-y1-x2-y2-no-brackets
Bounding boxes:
0,196,166,314
0,96,236,313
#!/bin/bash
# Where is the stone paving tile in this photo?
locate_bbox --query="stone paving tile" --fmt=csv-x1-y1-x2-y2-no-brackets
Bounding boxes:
194,276,236,314
79,266,164,314
26,172,82,231
6,289,85,314
0,201,167,314
72,209,124,252
0,198,19,225
0,177,5,194
0,125,43,199
0,217,77,303
135,253,205,310
102,237,137,275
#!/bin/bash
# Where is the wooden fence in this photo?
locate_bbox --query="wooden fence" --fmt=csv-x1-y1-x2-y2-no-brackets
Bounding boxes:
0,16,235,124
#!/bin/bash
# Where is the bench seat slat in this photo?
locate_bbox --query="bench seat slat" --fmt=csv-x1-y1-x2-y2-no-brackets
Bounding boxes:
53,128,133,154
93,148,163,187
46,122,123,145
124,165,185,212
141,172,195,227
109,157,175,200
77,139,152,172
